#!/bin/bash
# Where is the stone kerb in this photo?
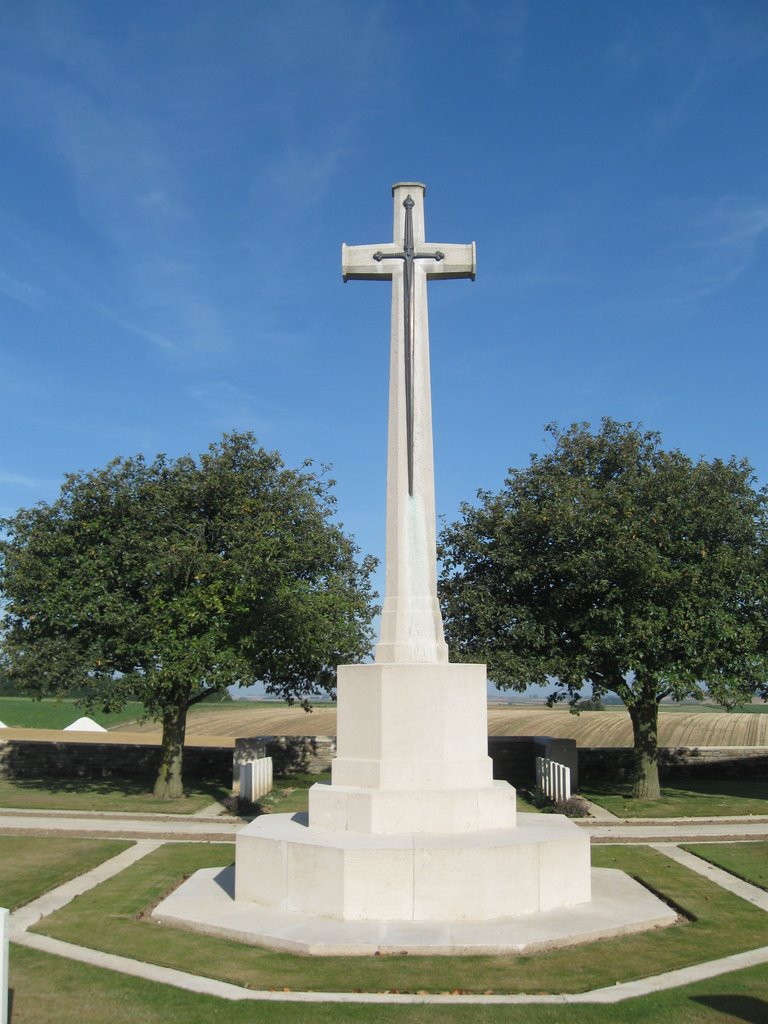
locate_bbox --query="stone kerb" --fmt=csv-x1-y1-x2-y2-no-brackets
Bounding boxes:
1,907,8,1024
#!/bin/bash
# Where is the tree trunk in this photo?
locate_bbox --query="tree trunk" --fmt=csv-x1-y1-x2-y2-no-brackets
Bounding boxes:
153,699,188,799
628,688,661,800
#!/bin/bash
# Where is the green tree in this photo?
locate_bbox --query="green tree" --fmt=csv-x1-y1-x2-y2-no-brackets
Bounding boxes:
0,666,22,696
439,420,768,799
0,433,377,797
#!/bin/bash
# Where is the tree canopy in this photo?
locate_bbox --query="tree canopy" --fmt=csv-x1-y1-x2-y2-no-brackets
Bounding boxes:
439,419,768,798
0,432,378,796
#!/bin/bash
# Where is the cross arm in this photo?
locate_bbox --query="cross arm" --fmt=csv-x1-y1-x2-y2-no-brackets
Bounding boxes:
342,241,476,282
423,242,476,281
342,243,400,282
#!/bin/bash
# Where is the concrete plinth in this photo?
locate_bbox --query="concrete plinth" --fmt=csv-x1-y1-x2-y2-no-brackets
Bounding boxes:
309,780,516,834
309,661,516,834
154,864,677,956
235,811,590,922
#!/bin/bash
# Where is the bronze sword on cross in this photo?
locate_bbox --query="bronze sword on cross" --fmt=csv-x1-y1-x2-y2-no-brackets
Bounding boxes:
371,195,445,495
342,185,475,497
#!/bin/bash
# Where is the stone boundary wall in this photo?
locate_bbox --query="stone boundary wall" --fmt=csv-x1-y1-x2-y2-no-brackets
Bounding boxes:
1,731,766,788
578,745,768,784
0,733,233,783
233,735,336,780
0,731,335,785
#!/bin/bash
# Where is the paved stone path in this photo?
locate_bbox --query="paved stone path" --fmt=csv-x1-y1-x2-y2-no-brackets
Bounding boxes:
3,808,768,1007
650,842,768,912
581,816,768,844
5,807,767,843
0,807,239,842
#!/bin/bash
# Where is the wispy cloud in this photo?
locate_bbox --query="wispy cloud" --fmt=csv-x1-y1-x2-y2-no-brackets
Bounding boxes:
603,194,768,317
0,5,229,356
605,8,768,136
189,381,269,430
187,379,310,445
0,224,181,352
0,270,45,309
0,470,59,489
676,197,768,299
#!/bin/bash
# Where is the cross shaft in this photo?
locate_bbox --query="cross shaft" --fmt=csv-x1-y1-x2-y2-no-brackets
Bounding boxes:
342,183,475,664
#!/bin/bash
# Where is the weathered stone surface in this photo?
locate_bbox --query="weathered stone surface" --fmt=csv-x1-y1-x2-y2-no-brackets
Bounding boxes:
235,811,589,922
156,864,674,955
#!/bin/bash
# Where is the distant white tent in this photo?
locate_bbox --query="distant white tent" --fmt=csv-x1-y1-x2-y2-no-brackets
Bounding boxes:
0,721,6,729
63,716,107,732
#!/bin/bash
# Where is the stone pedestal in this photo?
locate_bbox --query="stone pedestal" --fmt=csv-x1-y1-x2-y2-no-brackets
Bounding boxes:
235,812,590,923
309,662,515,833
234,659,591,924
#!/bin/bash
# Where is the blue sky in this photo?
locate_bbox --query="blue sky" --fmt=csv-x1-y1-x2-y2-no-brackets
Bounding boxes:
2,0,767,618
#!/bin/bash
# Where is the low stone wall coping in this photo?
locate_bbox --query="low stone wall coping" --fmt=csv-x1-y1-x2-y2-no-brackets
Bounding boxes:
0,727,234,749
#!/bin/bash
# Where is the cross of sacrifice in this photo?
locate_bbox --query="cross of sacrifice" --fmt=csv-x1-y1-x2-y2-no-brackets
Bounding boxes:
342,183,475,665
342,183,475,496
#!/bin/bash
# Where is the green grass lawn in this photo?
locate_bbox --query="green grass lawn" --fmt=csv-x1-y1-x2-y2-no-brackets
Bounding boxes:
0,836,130,909
581,778,768,818
8,945,768,1023
0,775,231,814
681,842,768,891
31,843,768,996
0,696,144,729
255,771,330,814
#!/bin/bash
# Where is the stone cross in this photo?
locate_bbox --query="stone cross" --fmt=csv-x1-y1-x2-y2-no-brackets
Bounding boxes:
0,906,7,1024
342,183,475,664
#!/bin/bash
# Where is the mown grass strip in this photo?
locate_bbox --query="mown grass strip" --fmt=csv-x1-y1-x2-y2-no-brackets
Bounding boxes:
581,779,768,818
0,776,231,814
681,842,768,891
0,836,131,910
31,843,768,995
8,945,768,1023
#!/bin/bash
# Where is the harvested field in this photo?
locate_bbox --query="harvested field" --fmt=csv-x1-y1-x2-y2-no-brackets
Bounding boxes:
110,703,339,741
486,708,767,747
108,704,768,747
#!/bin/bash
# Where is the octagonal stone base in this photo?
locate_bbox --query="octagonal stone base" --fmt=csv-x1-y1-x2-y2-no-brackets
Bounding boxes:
154,863,677,956
235,811,590,922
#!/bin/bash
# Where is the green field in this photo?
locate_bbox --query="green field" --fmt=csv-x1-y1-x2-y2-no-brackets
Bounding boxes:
0,696,144,730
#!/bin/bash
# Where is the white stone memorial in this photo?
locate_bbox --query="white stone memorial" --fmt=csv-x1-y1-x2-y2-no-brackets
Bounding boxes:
239,757,273,803
153,183,677,953
0,906,8,1024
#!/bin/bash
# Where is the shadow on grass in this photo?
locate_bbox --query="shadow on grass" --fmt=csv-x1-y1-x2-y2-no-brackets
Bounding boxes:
691,995,768,1022
4,774,228,802
585,778,767,801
